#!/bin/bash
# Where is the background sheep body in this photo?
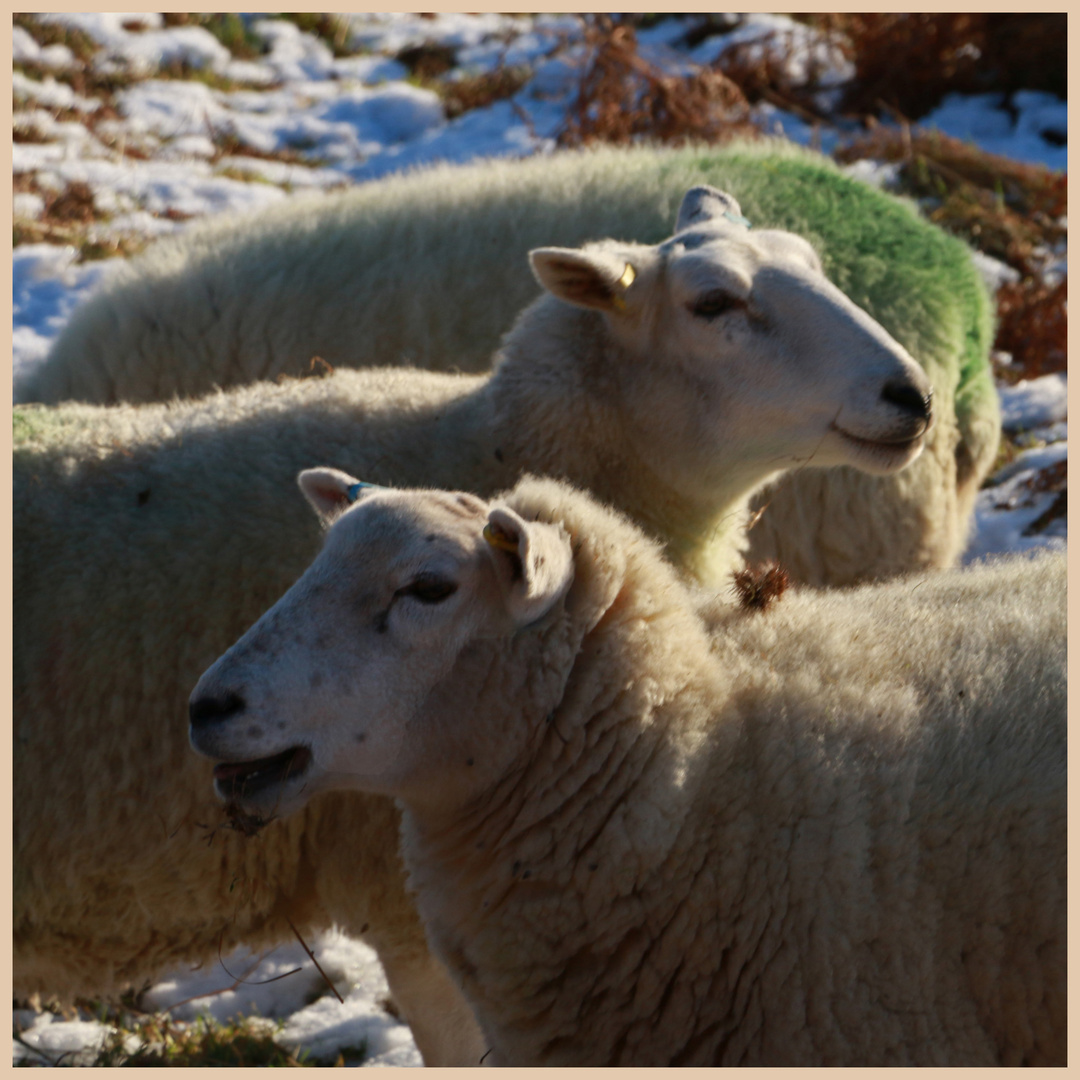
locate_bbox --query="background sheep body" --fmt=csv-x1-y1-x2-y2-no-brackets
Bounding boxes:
20,141,999,585
195,476,1066,1066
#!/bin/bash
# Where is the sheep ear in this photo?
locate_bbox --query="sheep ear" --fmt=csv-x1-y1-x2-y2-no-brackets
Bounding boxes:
676,185,746,231
529,247,636,313
484,506,574,627
298,467,366,520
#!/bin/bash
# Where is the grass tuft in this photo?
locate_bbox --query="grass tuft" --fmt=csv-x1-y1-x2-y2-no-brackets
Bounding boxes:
162,13,268,61
558,16,758,148
441,67,531,120
276,14,356,58
13,13,99,64
90,1012,312,1067
834,128,1065,384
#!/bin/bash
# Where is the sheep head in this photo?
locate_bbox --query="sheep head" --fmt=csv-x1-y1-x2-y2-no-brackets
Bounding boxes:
527,184,934,500
189,472,578,819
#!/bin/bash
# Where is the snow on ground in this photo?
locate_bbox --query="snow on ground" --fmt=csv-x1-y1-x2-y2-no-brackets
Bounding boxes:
12,12,1066,1067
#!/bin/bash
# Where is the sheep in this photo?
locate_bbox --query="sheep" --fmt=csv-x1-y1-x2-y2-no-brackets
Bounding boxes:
20,140,1000,584
13,183,934,1065
190,472,1067,1067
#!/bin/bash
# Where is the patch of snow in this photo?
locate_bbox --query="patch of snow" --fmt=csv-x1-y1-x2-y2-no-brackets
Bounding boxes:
840,158,901,190
117,79,225,140
221,57,281,88
37,11,162,43
313,83,445,146
964,441,1067,562
158,133,218,160
13,1016,138,1067
998,374,1068,432
922,91,1067,172
99,26,232,76
13,26,76,70
13,245,119,388
251,18,336,83
349,97,556,183
13,72,102,112
752,101,840,155
14,192,45,219
455,18,580,74
635,16,697,48
139,931,420,1066
689,13,854,89
969,248,1021,294
1020,421,1068,446
344,11,523,57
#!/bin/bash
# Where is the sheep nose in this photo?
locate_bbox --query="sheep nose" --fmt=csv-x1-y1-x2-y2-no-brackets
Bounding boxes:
882,380,933,423
189,690,245,729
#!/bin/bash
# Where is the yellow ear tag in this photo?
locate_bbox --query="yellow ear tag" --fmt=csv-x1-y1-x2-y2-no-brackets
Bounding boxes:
611,262,635,312
483,523,520,553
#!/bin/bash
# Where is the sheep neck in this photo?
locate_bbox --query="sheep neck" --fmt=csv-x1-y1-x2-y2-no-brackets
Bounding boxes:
483,299,765,588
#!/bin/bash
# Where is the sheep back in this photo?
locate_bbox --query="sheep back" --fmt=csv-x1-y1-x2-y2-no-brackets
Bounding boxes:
20,141,999,583
12,374,492,1004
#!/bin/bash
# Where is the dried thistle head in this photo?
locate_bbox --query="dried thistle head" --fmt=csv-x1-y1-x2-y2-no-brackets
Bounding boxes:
201,802,273,844
733,561,789,612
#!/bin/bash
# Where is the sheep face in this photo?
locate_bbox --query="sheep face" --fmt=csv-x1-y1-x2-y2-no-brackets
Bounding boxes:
529,185,934,498
189,471,575,820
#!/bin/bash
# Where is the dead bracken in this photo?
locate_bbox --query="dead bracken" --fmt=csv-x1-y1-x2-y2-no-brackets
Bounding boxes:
733,562,789,612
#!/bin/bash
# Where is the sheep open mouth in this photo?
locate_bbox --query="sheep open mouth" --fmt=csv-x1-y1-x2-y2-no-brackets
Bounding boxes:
213,746,312,798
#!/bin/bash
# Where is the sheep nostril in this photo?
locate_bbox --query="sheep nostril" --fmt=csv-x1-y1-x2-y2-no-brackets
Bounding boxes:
189,691,245,729
882,381,933,422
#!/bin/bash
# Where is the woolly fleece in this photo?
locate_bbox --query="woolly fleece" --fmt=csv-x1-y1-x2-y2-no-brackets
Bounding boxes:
199,476,1065,1066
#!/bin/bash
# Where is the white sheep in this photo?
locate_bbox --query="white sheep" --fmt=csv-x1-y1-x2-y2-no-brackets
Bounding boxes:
20,140,1000,584
191,473,1066,1067
13,184,933,1064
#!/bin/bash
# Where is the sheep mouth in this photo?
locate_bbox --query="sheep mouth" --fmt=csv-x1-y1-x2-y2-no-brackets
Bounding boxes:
212,746,312,800
832,425,925,469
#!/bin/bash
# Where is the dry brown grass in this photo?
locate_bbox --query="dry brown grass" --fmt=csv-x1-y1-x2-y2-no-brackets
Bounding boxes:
995,279,1067,381
835,128,1065,271
558,16,758,149
805,14,1066,121
441,67,531,120
397,41,458,82
834,128,1066,382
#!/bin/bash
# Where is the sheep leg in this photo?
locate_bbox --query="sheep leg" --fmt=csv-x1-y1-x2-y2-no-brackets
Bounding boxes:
377,947,488,1067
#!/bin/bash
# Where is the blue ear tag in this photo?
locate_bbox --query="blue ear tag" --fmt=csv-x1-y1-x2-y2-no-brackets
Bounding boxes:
723,210,753,229
346,481,381,503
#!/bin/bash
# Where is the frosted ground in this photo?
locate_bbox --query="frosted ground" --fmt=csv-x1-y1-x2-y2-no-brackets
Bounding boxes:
12,12,1066,1066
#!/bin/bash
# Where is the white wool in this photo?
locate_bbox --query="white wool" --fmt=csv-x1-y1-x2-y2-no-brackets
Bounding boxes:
195,476,1065,1066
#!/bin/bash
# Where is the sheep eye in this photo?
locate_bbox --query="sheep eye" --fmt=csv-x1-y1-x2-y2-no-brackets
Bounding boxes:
401,575,458,604
690,291,741,320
